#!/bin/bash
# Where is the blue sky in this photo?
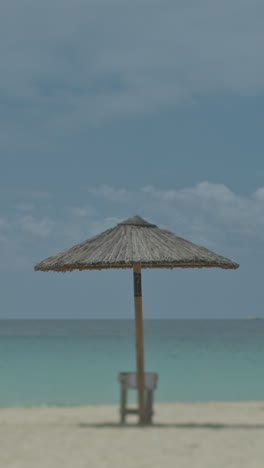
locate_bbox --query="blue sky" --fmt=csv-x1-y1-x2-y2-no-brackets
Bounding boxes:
1,0,264,318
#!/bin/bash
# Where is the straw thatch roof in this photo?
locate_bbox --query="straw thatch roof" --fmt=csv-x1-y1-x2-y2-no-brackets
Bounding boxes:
34,215,239,272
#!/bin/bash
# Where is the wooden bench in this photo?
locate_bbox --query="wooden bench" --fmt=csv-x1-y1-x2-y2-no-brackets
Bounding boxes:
118,372,158,424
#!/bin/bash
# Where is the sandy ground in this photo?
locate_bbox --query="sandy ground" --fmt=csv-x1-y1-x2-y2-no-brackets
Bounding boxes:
0,402,264,468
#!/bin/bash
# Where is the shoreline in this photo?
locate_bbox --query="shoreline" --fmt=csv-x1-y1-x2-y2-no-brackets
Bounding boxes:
0,398,264,408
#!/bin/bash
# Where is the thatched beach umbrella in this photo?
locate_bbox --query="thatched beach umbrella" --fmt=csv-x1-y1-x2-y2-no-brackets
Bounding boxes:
34,215,239,424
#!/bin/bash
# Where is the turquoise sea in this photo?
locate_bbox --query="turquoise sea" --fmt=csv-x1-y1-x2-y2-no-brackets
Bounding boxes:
1,319,264,407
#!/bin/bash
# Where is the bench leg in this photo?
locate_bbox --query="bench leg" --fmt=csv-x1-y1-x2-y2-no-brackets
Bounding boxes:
145,390,153,424
120,387,127,424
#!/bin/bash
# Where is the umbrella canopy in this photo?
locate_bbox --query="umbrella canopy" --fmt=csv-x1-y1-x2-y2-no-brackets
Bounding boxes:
34,215,239,272
34,215,239,424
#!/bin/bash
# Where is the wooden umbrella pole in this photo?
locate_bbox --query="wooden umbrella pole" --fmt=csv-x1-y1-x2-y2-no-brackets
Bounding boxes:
133,263,145,425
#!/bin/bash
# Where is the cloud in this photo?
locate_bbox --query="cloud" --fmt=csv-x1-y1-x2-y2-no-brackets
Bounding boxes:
88,182,264,248
0,0,264,139
0,217,10,229
0,206,120,270
19,215,55,238
254,187,264,201
2,181,264,271
68,205,96,217
16,203,35,212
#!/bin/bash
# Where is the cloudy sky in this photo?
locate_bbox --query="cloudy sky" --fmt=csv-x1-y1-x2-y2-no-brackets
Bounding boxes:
1,0,264,319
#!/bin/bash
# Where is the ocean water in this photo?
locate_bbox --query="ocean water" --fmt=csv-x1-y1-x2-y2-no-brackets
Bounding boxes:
1,319,264,407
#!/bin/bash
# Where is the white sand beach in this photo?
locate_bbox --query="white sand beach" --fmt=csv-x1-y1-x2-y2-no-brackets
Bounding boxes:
0,402,264,468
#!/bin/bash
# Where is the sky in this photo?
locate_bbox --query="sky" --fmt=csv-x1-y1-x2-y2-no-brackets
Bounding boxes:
1,0,264,319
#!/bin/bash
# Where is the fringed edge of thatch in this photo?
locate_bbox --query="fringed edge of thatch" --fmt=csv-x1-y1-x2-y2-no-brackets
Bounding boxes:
34,261,239,272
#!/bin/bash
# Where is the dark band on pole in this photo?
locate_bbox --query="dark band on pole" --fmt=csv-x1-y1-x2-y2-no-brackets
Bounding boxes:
134,272,142,297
